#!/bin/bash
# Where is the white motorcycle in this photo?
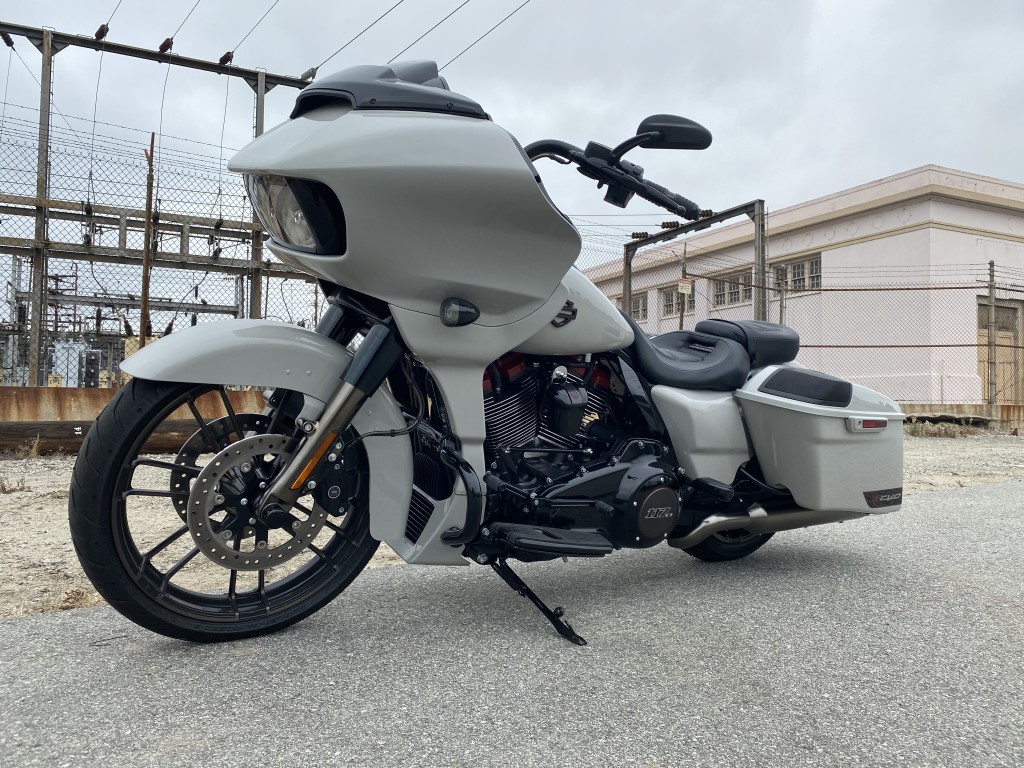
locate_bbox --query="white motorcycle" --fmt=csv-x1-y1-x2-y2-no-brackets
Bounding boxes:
69,61,903,645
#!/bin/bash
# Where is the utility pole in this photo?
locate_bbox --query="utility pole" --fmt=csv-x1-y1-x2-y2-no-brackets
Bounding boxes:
139,133,156,348
248,69,268,319
988,260,997,405
28,28,53,386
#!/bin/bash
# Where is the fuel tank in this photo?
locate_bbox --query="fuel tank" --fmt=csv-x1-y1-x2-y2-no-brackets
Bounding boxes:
514,267,634,355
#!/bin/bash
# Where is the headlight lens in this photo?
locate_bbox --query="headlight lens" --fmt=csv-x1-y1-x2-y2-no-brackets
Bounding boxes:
245,174,316,251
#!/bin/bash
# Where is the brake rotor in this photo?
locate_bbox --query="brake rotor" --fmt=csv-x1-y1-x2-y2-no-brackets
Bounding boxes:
171,413,270,519
186,434,329,571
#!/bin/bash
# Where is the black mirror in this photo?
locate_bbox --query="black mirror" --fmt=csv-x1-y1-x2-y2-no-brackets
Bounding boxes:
636,114,712,150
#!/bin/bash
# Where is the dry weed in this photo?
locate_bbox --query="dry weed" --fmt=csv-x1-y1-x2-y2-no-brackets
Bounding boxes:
21,435,41,459
903,415,992,439
58,587,101,611
0,476,29,494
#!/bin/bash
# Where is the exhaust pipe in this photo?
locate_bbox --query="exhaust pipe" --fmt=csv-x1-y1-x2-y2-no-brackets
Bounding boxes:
667,504,866,550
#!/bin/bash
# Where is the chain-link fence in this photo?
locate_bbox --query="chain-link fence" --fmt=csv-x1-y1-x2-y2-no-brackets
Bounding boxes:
593,237,1024,406
1,105,322,388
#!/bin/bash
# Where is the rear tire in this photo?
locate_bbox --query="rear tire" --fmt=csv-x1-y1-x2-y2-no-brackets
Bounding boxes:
69,378,378,642
680,530,774,562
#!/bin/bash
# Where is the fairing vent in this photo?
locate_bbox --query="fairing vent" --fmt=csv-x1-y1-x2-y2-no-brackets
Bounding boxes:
405,489,435,544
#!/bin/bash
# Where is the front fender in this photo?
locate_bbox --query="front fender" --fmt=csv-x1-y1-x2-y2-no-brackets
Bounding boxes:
122,319,356,403
119,320,441,562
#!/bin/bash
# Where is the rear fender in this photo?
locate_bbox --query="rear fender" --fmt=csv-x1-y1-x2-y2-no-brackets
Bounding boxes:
119,320,433,561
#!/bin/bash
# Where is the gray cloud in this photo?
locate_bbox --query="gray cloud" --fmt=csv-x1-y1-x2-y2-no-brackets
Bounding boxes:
3,0,1023,251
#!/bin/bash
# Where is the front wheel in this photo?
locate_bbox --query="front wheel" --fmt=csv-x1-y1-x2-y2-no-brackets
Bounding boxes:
679,529,774,562
69,378,378,642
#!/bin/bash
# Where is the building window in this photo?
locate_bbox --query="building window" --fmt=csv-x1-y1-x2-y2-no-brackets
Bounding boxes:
791,262,806,291
774,256,821,293
660,288,681,317
630,293,648,322
715,270,752,306
714,280,727,307
728,279,740,304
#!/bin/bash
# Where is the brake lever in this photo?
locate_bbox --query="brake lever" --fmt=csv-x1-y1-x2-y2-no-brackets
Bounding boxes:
532,152,572,165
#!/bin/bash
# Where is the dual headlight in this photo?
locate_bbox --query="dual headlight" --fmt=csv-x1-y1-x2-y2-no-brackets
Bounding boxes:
244,174,346,254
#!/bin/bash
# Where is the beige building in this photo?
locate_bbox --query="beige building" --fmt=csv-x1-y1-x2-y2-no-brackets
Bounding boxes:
584,166,1024,405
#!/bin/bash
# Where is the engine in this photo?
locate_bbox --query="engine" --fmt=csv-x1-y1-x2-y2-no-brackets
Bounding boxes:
481,354,681,549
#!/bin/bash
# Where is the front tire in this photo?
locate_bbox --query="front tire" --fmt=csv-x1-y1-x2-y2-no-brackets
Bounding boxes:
69,378,378,642
679,530,774,562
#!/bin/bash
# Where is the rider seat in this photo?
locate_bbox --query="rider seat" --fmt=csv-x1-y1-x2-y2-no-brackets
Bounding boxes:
693,319,800,368
621,312,750,391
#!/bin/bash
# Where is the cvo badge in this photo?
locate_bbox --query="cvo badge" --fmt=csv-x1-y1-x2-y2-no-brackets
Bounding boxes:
863,487,903,508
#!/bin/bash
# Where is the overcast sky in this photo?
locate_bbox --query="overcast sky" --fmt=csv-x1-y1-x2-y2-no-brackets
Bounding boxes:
3,0,1024,256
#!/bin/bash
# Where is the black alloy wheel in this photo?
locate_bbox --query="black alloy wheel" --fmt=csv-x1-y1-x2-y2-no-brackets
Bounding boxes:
68,378,378,641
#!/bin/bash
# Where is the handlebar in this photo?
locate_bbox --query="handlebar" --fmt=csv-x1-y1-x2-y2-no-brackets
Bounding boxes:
523,139,709,221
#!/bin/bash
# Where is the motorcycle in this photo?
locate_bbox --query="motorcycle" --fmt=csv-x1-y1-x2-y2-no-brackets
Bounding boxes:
68,61,904,645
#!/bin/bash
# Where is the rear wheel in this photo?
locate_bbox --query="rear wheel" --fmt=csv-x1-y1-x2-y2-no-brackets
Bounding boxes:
680,529,774,562
69,378,378,641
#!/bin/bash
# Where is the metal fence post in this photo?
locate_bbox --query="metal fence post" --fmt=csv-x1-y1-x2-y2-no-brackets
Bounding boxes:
622,242,635,318
28,28,53,386
988,259,997,405
752,199,767,321
678,244,687,331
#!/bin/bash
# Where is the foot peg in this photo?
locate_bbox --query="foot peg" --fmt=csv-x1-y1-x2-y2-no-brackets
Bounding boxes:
490,558,588,646
487,523,613,559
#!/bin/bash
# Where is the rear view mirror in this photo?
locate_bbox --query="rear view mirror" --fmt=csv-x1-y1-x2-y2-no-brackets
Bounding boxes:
637,115,712,150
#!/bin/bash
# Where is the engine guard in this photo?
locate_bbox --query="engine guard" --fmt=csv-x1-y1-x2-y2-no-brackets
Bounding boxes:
120,319,467,566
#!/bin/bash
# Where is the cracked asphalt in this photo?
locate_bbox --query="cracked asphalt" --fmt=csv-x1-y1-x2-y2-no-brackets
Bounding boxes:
1,481,1022,767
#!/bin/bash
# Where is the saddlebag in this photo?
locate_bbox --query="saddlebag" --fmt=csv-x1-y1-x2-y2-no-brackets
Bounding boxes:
735,365,905,514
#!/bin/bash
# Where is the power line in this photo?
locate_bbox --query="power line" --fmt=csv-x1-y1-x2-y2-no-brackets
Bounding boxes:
0,46,11,144
388,0,472,64
107,0,126,25
0,100,240,154
87,42,109,201
440,0,533,71
173,0,204,39
233,0,282,52
318,1,410,70
9,47,84,141
154,0,208,206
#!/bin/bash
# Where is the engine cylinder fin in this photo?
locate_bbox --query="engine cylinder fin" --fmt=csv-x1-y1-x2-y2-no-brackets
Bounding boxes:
483,374,541,451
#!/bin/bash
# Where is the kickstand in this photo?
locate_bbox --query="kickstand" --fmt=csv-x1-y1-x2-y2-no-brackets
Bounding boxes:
490,558,588,646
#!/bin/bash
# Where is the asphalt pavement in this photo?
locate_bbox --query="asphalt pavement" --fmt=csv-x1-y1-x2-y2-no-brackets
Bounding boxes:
2,481,1022,768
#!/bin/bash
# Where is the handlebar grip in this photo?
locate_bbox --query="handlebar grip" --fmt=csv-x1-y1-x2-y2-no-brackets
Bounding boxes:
642,180,702,220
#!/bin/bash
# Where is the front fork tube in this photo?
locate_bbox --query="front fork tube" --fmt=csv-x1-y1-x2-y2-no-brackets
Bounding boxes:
260,322,403,510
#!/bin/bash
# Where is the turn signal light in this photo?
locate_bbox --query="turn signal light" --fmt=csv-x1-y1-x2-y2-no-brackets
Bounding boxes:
440,297,480,327
846,417,888,432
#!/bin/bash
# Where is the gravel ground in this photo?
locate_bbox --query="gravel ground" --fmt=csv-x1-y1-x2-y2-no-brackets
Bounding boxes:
1,479,1022,768
0,429,1021,620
